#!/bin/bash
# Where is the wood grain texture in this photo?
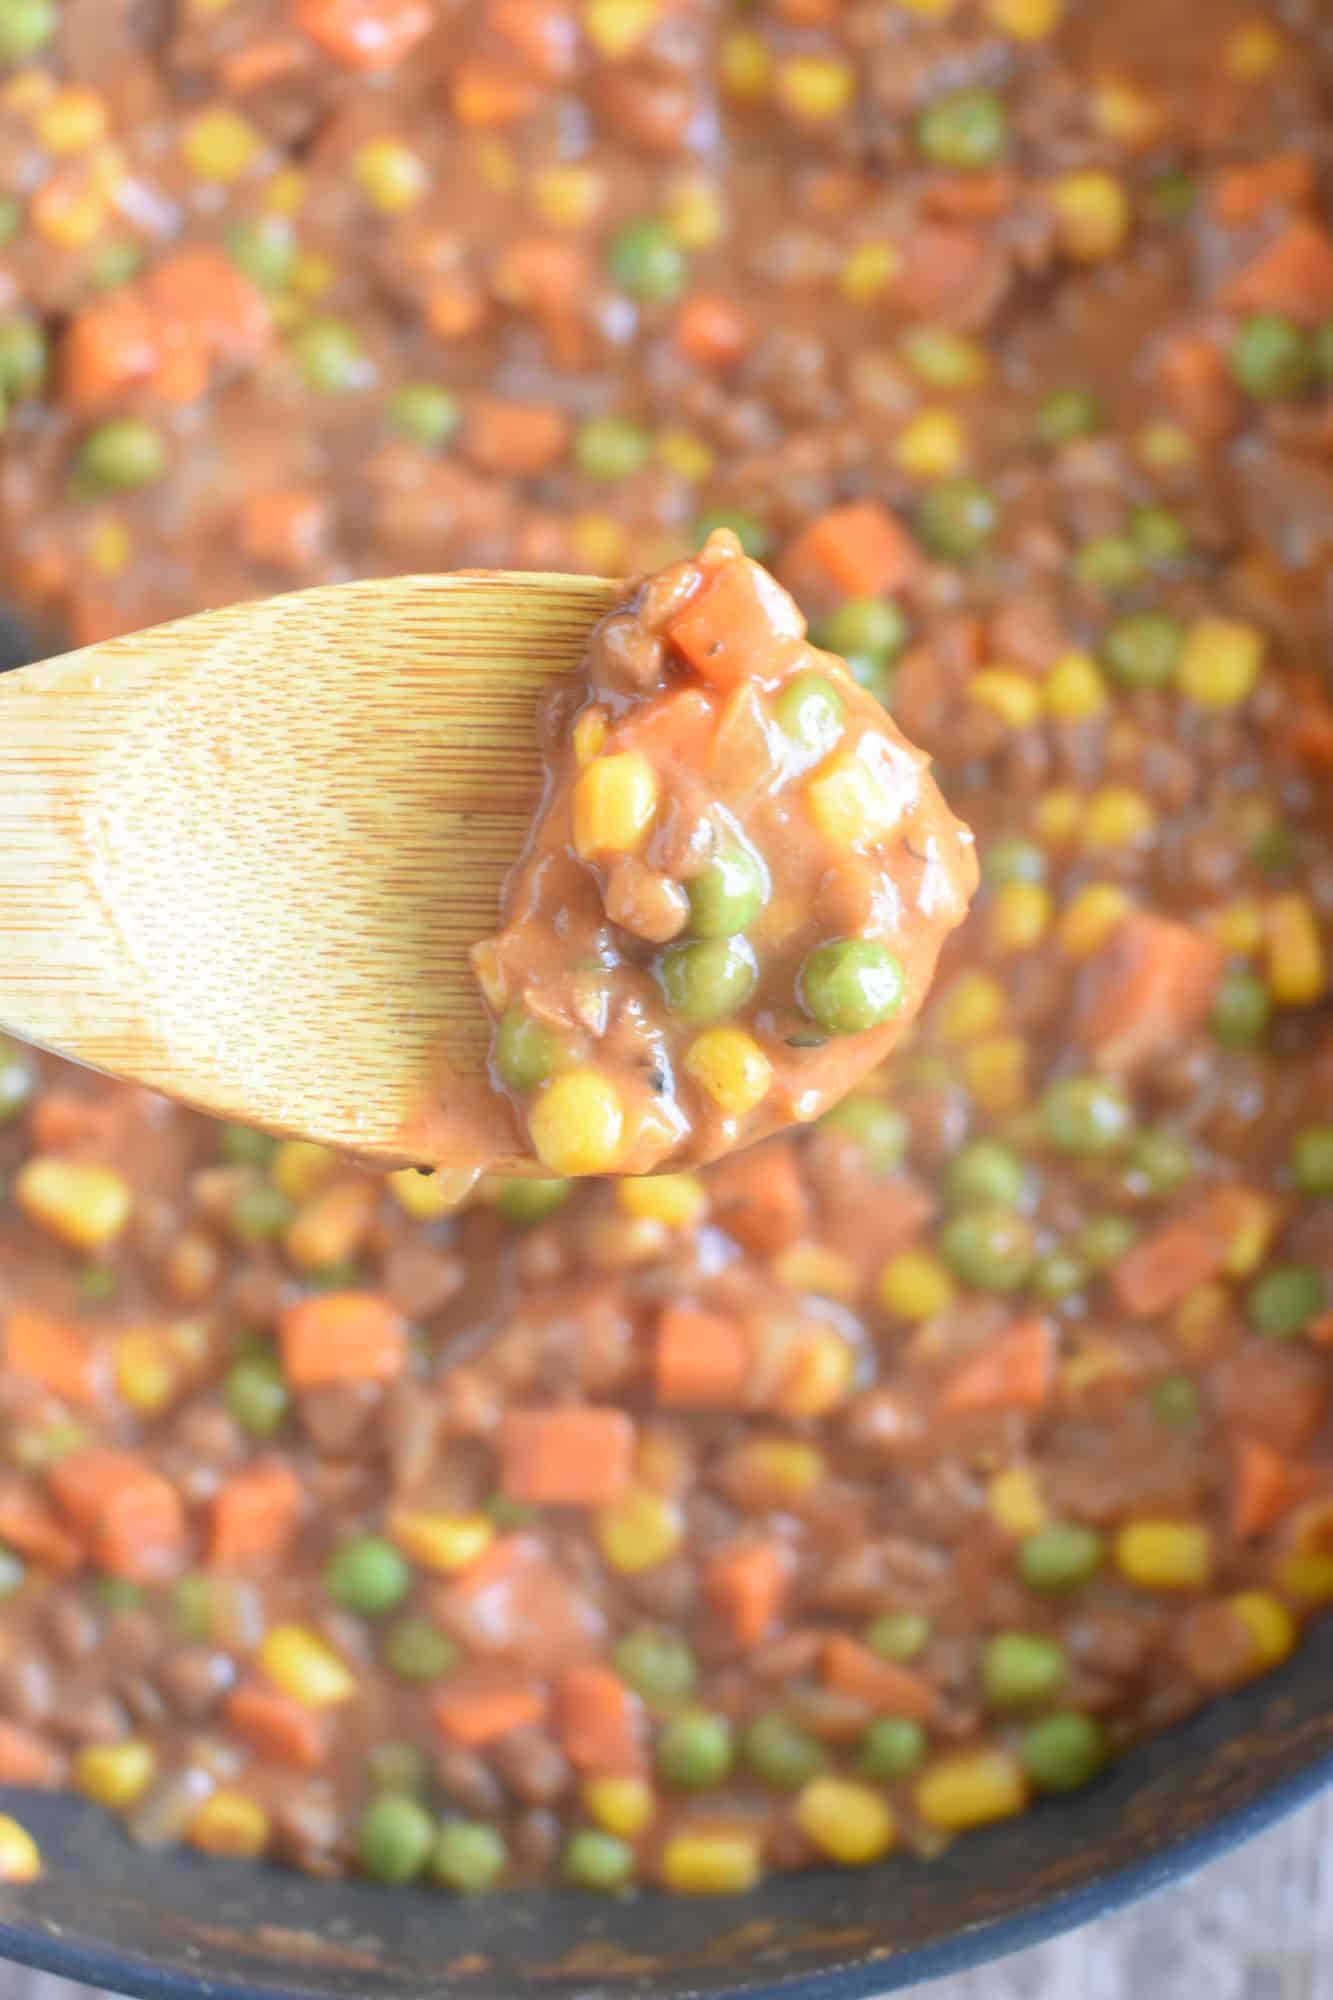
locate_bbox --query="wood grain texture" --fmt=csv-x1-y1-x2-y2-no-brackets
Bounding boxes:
0,572,619,1169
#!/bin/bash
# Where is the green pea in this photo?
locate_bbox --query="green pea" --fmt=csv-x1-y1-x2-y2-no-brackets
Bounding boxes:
1018,1523,1103,1593
917,477,998,560
227,1181,293,1243
1149,1374,1200,1427
219,1122,277,1166
1040,1075,1133,1155
385,1616,458,1681
939,1207,1035,1292
494,1176,572,1225
95,1575,142,1611
0,316,46,399
1292,1125,1333,1196
1130,506,1189,566
1248,1264,1326,1339
1101,611,1184,689
800,939,905,1037
77,1264,118,1303
0,0,57,60
1034,387,1103,447
1077,1214,1137,1269
1129,1128,1194,1195
816,598,910,666
687,843,768,938
1230,312,1312,400
326,1535,412,1617
88,240,144,291
386,383,460,449
773,672,846,761
982,837,1046,888
614,1627,697,1706
915,88,1009,169
656,1710,734,1788
495,1008,565,1092
983,1630,1068,1708
1031,1249,1088,1301
291,318,368,393
817,1095,909,1176
607,218,688,302
742,1713,824,1789
172,1573,213,1640
692,508,770,559
574,415,652,481
1210,969,1271,1047
223,1346,291,1437
356,1794,435,1883
865,1610,931,1662
75,418,166,492
859,1717,927,1780
563,1829,635,1890
0,1546,25,1602
1074,537,1142,594
0,1037,35,1123
433,1821,508,1892
226,215,296,291
659,935,758,1024
1020,1713,1107,1793
947,1139,1025,1210
368,1741,428,1795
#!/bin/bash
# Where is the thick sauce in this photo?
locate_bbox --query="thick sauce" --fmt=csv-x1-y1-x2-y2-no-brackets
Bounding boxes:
0,0,1329,1904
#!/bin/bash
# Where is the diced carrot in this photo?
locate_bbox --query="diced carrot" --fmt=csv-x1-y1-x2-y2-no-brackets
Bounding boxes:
488,0,577,80
1224,218,1333,322
497,1406,634,1506
145,249,272,366
1110,1220,1220,1319
614,687,720,766
1078,911,1223,1071
706,1142,810,1256
779,502,922,605
1152,331,1240,443
452,60,542,128
0,1720,63,1789
291,0,432,69
240,489,328,572
553,1663,644,1775
47,1448,186,1584
432,1671,546,1746
1286,676,1333,770
704,1541,787,1649
897,222,996,324
208,1459,303,1570
1308,1310,1333,1348
675,294,751,369
4,1308,100,1407
278,1292,406,1388
426,275,489,343
924,170,1017,224
225,1683,328,1770
0,1488,82,1574
655,1306,750,1408
821,1633,935,1720
1232,1438,1308,1538
464,398,569,477
1213,153,1314,228
60,292,159,413
667,550,805,691
29,1093,122,1154
491,237,585,365
938,1315,1054,1415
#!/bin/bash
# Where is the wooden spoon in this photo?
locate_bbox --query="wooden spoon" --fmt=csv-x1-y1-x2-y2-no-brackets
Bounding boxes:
0,573,620,1173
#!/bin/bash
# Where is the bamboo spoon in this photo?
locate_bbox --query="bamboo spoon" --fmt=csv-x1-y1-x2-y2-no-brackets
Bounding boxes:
0,572,621,1174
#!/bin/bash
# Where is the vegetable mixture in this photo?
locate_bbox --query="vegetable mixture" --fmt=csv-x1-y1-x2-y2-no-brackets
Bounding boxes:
0,0,1330,1905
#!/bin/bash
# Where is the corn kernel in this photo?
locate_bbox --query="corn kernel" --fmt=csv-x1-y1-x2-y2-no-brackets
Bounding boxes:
1218,1193,1278,1279
573,751,658,858
807,746,904,851
878,1249,956,1323
284,1179,375,1272
0,1815,41,1883
915,1749,1027,1831
388,1166,478,1221
184,108,263,182
1224,20,1285,78
901,327,989,390
664,176,726,249
114,1330,178,1415
89,514,131,578
1265,893,1327,1008
1276,1500,1333,1602
259,1624,355,1706
1033,787,1083,845
684,1028,772,1117
532,163,605,229
933,970,1005,1043
583,0,659,57
964,1033,1029,1114
1052,171,1131,262
773,1243,859,1303
617,1173,707,1228
776,55,853,122
1208,900,1264,956
1083,786,1155,850
841,241,902,305
388,1509,494,1573
893,0,959,15
15,1157,132,1252
529,1070,625,1177
31,170,110,250
269,1142,333,1205
189,1790,272,1858
2,71,55,117
970,670,1042,732
656,429,714,482
895,408,966,480
775,1329,856,1417
987,0,1062,36
1115,1520,1213,1591
989,1465,1047,1537
1137,422,1195,469
1058,883,1132,959
1044,650,1108,721
720,29,771,99
661,1830,762,1894
597,1487,682,1572
353,139,427,213
571,512,627,575
264,167,306,215
1170,1281,1230,1357
796,1777,895,1864
74,1741,156,1809
1274,1550,1333,1604
1061,1335,1134,1394
1177,617,1264,708
1228,1591,1295,1673
582,1775,656,1837
1093,80,1164,147
291,249,334,299
990,881,1053,954
37,88,108,154
731,1437,824,1499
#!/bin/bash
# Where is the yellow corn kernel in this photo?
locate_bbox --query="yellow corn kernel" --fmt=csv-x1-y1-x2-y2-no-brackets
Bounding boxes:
284,1179,375,1272
731,1437,824,1500
353,139,426,213
529,1070,625,1177
1265,893,1327,1007
1093,80,1164,147
1275,1500,1333,1603
1051,171,1131,262
773,1243,859,1303
1228,1591,1296,1674
566,711,608,774
31,169,110,250
795,1777,895,1865
37,88,108,154
571,513,627,578
388,1509,494,1574
915,1749,1028,1831
1177,617,1265,708
1115,1520,1213,1592
114,1330,178,1416
990,881,1053,954
617,1173,707,1228
271,1140,336,1203
988,1465,1047,1537
775,1329,856,1417
259,1624,355,1706
1218,1193,1278,1280
189,1790,272,1858
684,1028,772,1118
970,670,1042,731
1032,787,1083,846
74,1741,156,1809
183,107,263,182
934,970,1005,1043
573,751,658,858
964,1033,1029,1115
1170,1281,1230,1357
89,514,131,578
1061,1334,1134,1395
877,1249,956,1323
894,0,959,14
894,407,966,481
664,175,726,250
263,166,306,215
720,28,771,99
532,163,605,230
1058,883,1132,959
388,1166,478,1221
986,0,1062,35
582,1775,656,1837
841,241,902,305
291,248,334,299
15,1157,132,1252
775,55,853,121
596,1487,682,1572
1044,650,1108,721
805,750,897,849
1137,422,1195,469
583,0,659,58
657,429,714,482
661,1830,762,1894
0,1815,41,1883
1208,900,1264,956
901,327,989,390
1224,19,1285,77
1083,786,1155,850
2,70,55,116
